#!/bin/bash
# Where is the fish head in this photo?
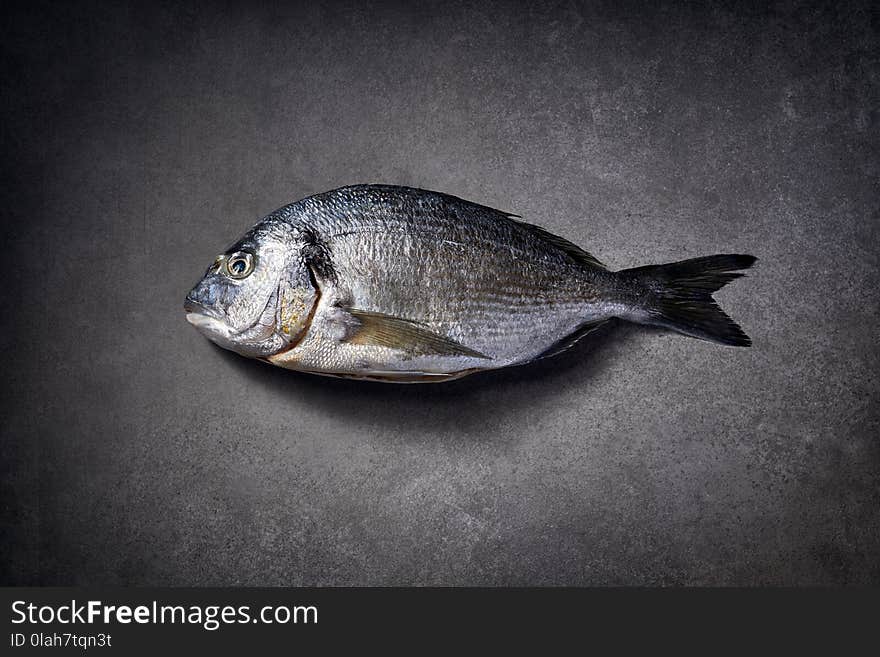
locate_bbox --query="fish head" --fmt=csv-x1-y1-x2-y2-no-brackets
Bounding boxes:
184,220,317,358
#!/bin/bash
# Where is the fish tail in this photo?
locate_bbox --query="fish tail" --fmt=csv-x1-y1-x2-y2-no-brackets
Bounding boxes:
615,254,756,347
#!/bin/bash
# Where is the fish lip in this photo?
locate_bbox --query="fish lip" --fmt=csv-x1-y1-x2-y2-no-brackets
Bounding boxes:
183,296,220,320
185,312,229,333
183,296,235,337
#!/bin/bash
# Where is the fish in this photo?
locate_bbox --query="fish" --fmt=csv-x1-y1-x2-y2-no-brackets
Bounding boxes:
184,184,755,383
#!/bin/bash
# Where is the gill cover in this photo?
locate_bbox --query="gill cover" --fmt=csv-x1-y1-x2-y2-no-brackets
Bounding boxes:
275,262,318,347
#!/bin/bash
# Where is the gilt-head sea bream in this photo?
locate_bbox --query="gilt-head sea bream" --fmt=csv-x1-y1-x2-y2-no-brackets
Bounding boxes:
184,185,755,382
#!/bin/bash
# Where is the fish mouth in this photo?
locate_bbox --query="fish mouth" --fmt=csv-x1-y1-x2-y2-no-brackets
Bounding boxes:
183,289,280,343
184,297,218,318
184,296,235,337
185,312,228,330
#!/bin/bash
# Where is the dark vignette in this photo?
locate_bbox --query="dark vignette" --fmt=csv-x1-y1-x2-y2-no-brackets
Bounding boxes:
1,0,878,585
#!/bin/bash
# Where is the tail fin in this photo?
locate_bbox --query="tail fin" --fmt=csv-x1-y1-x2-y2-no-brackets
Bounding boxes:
618,254,756,347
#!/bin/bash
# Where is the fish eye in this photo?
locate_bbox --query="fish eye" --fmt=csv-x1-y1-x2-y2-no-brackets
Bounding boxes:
225,251,255,279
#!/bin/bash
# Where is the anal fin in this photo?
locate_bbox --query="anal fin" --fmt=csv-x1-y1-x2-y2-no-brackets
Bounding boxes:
532,319,609,361
313,368,482,383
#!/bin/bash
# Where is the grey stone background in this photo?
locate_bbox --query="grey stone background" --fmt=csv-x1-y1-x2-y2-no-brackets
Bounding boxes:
2,0,878,585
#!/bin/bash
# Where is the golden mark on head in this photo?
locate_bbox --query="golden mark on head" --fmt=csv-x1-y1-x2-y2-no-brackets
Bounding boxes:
269,285,321,365
279,293,307,335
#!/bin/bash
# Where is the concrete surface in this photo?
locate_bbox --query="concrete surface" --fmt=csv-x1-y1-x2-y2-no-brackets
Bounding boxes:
2,0,878,585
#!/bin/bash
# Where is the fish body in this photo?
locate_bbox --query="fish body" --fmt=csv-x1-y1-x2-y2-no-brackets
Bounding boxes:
185,185,754,382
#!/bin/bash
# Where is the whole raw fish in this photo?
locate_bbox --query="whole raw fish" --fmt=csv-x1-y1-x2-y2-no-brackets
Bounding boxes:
184,185,755,382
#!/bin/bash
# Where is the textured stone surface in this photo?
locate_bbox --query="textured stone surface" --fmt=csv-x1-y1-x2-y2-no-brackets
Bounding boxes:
1,0,877,585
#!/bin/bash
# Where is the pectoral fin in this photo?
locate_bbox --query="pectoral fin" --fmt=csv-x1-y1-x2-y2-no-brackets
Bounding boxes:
345,309,489,359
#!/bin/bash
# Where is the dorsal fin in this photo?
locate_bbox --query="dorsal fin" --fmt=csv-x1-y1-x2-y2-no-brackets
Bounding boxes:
427,188,606,271
511,217,607,271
